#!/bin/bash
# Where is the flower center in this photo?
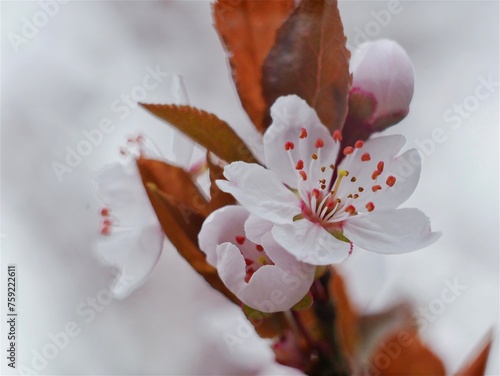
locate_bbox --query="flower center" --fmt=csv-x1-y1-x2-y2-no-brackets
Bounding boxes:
283,129,398,225
234,236,274,282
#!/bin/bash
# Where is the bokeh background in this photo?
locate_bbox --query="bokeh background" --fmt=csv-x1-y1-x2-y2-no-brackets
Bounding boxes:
1,1,498,375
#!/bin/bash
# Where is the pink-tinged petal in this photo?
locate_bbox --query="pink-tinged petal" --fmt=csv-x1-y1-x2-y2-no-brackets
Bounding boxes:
351,40,414,124
343,208,441,254
272,220,351,265
216,242,248,294
95,224,164,299
199,205,249,266
372,149,421,209
261,232,316,281
238,265,314,313
264,95,339,190
218,162,300,224
94,162,153,227
244,214,273,244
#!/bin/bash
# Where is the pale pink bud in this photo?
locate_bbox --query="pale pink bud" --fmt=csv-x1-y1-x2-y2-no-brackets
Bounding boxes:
349,39,415,131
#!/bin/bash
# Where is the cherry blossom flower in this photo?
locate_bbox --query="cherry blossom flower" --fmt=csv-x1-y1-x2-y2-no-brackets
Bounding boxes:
217,95,440,265
198,205,316,312
350,39,415,130
94,136,165,299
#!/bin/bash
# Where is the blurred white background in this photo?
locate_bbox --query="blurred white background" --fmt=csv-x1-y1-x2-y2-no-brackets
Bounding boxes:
1,1,498,375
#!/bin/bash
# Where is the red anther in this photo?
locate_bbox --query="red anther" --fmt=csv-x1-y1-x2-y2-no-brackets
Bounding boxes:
299,128,308,139
355,140,364,149
244,258,254,266
366,202,375,212
285,142,295,151
386,175,396,187
236,236,246,245
256,245,264,252
372,170,381,180
344,205,356,215
245,268,255,283
295,160,304,170
372,185,382,192
299,171,308,181
103,218,112,226
333,130,342,142
100,225,111,235
377,161,385,172
343,147,354,155
361,153,371,161
100,208,109,217
312,188,321,199
315,138,325,148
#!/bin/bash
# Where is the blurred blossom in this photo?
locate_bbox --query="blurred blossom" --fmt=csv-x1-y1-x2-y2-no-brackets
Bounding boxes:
349,39,415,131
93,137,164,299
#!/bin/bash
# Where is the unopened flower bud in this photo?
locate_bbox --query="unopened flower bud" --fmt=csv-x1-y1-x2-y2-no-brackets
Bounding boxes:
349,39,415,131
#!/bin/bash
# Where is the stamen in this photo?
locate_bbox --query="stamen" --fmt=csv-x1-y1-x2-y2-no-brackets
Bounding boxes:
331,170,348,198
312,153,318,160
372,185,382,192
321,166,326,172
236,236,246,245
350,177,357,182
344,205,356,215
355,140,364,149
361,153,371,161
103,218,112,226
343,146,354,155
333,130,342,142
295,160,304,170
372,170,381,180
258,255,268,265
353,194,359,199
299,171,308,181
285,142,295,151
386,176,396,187
358,187,364,192
330,164,335,170
366,202,375,212
299,128,308,139
244,258,254,266
377,161,384,173
256,245,264,252
315,138,325,148
100,208,110,217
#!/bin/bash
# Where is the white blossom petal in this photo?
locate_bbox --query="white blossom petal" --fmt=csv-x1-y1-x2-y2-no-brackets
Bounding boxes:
244,214,273,244
199,205,249,266
272,220,351,265
218,162,300,224
95,224,164,299
343,208,441,254
216,242,248,295
264,95,339,190
94,162,153,227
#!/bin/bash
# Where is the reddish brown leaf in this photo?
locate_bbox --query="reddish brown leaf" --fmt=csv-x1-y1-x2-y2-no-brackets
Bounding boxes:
206,152,236,213
367,328,446,376
262,0,351,132
213,0,295,133
456,333,493,376
140,103,258,164
137,158,239,304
